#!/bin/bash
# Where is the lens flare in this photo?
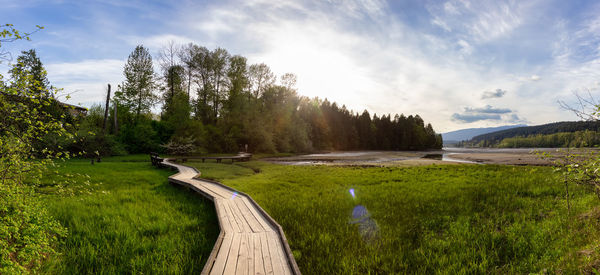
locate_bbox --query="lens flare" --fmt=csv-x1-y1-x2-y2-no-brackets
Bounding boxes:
349,188,356,198
349,204,380,244
231,192,238,199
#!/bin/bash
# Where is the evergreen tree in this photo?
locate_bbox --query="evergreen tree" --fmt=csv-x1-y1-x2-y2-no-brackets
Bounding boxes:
9,49,50,97
116,45,157,121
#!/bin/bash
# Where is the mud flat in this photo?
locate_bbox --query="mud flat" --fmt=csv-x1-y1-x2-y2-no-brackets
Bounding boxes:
447,152,551,165
266,148,593,166
265,151,444,166
443,148,598,165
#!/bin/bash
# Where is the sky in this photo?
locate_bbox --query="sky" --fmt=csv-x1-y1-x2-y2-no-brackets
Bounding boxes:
1,0,600,132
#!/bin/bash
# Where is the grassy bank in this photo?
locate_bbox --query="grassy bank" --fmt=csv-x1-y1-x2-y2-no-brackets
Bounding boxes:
186,160,600,274
39,155,219,274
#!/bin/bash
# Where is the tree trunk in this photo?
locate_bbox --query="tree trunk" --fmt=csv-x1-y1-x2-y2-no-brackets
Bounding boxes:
113,99,119,134
103,84,111,132
170,70,174,105
136,88,142,123
214,74,219,122
187,70,191,98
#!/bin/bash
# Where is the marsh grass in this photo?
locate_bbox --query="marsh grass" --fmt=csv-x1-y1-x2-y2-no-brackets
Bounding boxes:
187,161,600,274
39,155,219,274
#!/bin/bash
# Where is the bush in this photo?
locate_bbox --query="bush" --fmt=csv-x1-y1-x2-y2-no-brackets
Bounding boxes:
0,183,67,274
161,136,197,155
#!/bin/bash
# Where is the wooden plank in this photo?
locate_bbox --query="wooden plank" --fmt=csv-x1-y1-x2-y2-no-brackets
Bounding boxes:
253,233,265,275
195,180,228,196
186,181,222,199
266,232,285,275
163,159,298,275
236,233,250,275
214,199,234,234
190,182,224,198
260,232,274,275
222,200,242,233
228,199,253,233
248,233,256,275
210,233,234,275
241,197,274,232
223,233,242,275
201,231,223,275
201,182,234,199
272,232,292,275
234,197,265,233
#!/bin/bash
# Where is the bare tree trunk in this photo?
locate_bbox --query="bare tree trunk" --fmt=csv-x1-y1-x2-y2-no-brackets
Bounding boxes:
187,70,191,98
214,74,220,122
170,70,174,104
113,99,119,134
103,84,111,132
136,89,142,123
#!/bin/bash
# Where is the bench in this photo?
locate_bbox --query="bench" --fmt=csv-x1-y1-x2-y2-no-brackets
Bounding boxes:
150,152,164,167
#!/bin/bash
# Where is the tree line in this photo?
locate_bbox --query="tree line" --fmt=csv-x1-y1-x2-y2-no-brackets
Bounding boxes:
461,121,600,147
472,130,600,148
12,43,442,157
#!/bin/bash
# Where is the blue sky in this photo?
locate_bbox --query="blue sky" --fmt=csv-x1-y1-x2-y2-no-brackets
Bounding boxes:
2,0,600,132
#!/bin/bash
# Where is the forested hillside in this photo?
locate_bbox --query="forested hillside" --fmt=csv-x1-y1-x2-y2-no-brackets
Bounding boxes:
459,121,600,147
18,44,442,156
442,124,525,144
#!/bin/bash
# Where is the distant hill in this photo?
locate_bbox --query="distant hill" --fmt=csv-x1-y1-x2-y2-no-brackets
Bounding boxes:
442,125,526,144
467,121,600,145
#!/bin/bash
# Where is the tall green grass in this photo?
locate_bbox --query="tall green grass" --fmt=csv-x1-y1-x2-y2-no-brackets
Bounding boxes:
39,155,219,274
188,161,600,274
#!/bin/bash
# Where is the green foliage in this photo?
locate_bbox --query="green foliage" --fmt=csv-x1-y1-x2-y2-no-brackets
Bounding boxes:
496,130,600,148
71,43,442,156
532,104,600,213
187,162,600,274
9,49,49,93
161,136,197,155
0,184,67,274
71,104,125,158
542,148,600,204
157,43,442,154
38,157,219,273
0,25,71,274
462,121,600,147
115,45,157,120
0,24,43,62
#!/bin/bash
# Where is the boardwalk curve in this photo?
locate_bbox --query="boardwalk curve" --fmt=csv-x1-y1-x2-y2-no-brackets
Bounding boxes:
161,158,301,275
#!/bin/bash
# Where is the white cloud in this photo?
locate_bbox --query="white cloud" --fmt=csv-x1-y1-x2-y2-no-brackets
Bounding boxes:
481,89,507,99
157,0,589,132
431,16,451,32
427,0,531,43
11,0,600,133
457,39,473,56
45,59,124,106
122,34,195,52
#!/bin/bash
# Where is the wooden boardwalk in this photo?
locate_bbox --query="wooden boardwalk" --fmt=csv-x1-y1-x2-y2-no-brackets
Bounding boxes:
162,158,301,275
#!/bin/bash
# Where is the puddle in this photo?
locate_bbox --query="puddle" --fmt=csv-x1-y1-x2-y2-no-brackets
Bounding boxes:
441,153,481,164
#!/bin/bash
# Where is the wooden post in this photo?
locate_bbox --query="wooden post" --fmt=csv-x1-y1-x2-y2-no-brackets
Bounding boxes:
103,84,111,131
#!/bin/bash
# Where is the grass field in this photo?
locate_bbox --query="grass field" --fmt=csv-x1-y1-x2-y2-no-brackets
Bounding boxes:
185,160,600,274
38,155,219,274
